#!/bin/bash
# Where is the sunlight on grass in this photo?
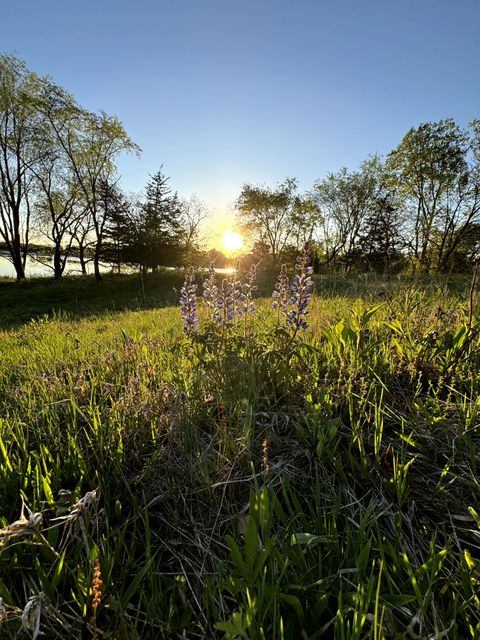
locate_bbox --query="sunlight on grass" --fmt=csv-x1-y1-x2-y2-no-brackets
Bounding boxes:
0,265,479,638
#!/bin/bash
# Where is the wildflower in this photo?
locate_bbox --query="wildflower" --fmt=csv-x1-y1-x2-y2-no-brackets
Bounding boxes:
211,277,236,325
272,264,290,319
231,264,244,319
91,559,103,608
287,245,314,331
202,264,219,314
262,438,270,476
180,267,199,334
241,264,258,315
221,278,236,324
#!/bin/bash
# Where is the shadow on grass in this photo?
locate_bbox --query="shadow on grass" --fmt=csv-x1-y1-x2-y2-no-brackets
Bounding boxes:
0,269,471,329
0,271,187,329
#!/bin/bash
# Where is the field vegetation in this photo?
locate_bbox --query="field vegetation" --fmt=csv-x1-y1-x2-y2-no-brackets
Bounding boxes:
0,261,479,638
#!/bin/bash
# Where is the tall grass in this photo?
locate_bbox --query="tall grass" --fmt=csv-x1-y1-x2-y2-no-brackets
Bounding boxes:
0,270,479,638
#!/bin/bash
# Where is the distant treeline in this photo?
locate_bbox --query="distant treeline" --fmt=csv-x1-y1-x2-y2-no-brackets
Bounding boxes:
236,118,480,275
1,54,479,281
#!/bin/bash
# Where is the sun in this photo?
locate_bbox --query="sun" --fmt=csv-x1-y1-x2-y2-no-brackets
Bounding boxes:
222,230,244,253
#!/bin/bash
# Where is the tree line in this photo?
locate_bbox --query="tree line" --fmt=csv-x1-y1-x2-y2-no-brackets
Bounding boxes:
0,55,209,281
237,119,480,274
1,54,479,280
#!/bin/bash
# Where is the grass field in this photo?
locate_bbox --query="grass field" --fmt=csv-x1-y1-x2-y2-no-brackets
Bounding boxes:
0,269,479,638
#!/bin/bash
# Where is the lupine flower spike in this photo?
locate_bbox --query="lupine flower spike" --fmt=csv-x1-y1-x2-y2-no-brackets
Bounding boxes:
217,278,236,325
180,267,199,334
241,264,258,316
287,245,314,332
272,263,290,322
203,263,219,318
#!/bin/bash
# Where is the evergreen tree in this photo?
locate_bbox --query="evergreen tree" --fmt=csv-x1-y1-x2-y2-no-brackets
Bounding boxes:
140,169,184,270
100,180,136,271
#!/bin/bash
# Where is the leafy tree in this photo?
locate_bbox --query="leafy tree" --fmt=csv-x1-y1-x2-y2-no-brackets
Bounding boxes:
31,133,86,279
312,158,383,270
356,186,404,272
72,212,94,275
386,119,480,273
44,90,140,281
236,178,315,268
0,55,47,280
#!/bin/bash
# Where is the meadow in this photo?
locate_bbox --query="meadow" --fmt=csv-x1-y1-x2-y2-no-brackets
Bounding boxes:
0,265,479,639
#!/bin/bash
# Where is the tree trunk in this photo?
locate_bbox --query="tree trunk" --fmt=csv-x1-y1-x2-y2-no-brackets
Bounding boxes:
13,253,26,280
53,246,63,280
11,234,26,281
78,243,87,274
94,243,102,282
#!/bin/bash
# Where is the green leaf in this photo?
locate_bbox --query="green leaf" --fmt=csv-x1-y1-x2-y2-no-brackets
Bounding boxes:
42,475,54,506
278,593,304,621
290,533,328,547
0,579,15,606
119,559,154,610
215,610,249,636
356,540,371,572
381,593,417,607
363,303,384,324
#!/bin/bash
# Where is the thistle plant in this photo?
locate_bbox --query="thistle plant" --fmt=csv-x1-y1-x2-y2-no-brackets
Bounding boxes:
180,267,199,334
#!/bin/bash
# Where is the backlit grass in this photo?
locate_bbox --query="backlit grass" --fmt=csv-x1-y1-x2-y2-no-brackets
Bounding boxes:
0,276,479,638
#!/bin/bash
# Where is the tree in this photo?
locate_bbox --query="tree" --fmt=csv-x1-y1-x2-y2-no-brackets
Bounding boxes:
137,169,185,271
236,178,315,268
180,194,209,264
0,55,47,280
44,90,140,281
356,186,404,272
31,133,86,279
386,119,480,273
312,158,383,270
100,181,137,270
72,212,94,275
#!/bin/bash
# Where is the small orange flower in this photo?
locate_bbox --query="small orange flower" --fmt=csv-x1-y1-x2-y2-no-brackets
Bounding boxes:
91,559,103,608
262,439,270,476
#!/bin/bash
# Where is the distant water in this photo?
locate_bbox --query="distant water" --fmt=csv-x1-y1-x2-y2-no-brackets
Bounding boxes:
0,254,236,279
0,254,115,279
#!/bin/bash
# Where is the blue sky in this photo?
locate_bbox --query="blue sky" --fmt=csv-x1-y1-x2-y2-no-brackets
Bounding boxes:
1,0,479,224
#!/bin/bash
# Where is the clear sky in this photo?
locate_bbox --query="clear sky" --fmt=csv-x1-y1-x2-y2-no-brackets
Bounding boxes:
1,0,479,232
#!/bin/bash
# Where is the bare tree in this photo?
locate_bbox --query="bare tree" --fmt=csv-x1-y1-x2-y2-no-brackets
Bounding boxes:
180,194,209,263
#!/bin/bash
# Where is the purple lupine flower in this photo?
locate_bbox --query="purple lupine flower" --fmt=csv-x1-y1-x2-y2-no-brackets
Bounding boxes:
231,267,244,319
241,264,258,315
211,278,234,325
286,245,314,331
272,264,290,319
224,278,236,324
203,264,219,317
180,267,199,334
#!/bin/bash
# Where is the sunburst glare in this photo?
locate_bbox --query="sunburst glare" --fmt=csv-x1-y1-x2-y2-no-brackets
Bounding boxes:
222,230,244,253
